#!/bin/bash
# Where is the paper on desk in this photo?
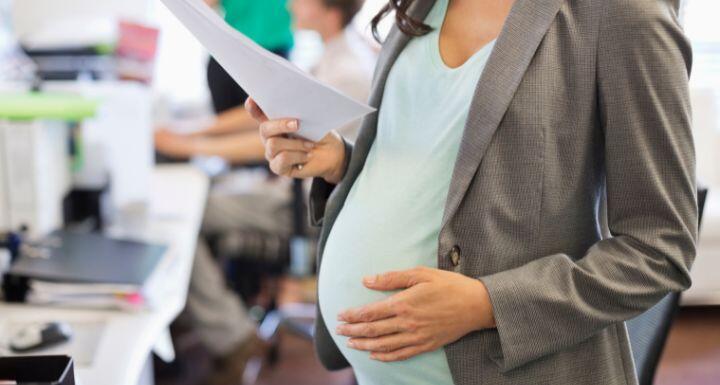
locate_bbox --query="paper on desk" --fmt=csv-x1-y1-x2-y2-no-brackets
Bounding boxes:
160,0,375,141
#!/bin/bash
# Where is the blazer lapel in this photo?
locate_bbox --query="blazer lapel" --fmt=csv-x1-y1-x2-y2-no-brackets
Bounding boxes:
440,0,565,231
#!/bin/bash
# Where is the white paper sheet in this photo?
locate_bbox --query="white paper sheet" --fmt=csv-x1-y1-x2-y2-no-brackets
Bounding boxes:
160,0,375,141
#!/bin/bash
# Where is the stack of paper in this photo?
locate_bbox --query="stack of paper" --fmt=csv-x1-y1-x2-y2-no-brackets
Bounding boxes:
8,230,168,311
26,281,147,311
160,0,375,141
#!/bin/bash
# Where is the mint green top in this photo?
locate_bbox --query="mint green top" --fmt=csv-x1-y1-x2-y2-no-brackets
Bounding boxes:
317,0,496,383
0,93,98,122
220,0,293,51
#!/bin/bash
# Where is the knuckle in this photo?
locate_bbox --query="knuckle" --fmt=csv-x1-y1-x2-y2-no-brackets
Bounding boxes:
269,165,279,176
402,320,417,332
259,122,271,135
410,333,425,345
359,311,371,322
388,295,402,308
275,159,290,176
345,311,358,322
269,159,281,174
361,325,372,336
377,354,391,362
426,335,440,348
395,302,411,316
266,138,277,153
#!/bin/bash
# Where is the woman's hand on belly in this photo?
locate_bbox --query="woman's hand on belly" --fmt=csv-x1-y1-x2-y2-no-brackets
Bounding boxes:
334,266,496,362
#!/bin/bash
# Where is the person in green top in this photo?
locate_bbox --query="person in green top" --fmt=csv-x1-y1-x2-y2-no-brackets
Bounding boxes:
204,0,293,113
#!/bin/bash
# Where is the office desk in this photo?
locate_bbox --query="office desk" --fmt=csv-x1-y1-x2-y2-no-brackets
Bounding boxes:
0,164,209,385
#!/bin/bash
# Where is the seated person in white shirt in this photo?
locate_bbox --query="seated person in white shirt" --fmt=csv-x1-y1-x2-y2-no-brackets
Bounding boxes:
155,1,376,384
154,0,375,158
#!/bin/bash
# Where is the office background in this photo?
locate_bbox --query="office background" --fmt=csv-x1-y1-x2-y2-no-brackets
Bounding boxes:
0,0,719,384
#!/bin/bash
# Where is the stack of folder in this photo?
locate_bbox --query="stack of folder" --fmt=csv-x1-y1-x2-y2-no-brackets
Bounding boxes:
7,230,167,310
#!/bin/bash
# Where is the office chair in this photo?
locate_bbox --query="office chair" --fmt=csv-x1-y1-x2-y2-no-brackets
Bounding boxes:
211,177,318,383
255,177,317,340
626,186,708,385
251,178,317,341
214,176,315,313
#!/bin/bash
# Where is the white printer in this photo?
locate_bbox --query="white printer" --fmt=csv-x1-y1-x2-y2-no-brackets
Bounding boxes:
0,82,155,237
0,93,95,236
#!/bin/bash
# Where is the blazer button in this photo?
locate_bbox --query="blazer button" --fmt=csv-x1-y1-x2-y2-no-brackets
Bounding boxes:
449,245,461,267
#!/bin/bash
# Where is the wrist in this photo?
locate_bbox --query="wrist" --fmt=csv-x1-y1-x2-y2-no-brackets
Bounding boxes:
191,123,215,137
189,137,207,156
322,159,346,184
471,279,496,331
322,134,347,184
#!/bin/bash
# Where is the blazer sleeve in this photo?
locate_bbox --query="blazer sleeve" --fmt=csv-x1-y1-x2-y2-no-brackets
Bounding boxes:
478,0,697,373
308,137,354,227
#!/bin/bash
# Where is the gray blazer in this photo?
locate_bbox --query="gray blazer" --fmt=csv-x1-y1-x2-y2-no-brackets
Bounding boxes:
308,0,697,383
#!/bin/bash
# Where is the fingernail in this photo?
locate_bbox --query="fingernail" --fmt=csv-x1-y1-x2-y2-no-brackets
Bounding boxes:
335,326,344,334
369,353,378,360
287,120,298,131
363,276,376,285
337,313,345,321
304,141,314,149
347,339,356,348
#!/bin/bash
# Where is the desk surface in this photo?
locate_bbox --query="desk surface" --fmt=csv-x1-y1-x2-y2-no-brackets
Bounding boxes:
0,164,209,385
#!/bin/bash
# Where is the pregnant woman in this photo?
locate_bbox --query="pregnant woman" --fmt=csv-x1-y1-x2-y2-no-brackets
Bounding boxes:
247,0,697,383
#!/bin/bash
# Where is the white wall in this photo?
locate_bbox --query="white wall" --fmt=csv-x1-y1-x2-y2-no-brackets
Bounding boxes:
684,0,720,187
150,0,210,110
680,0,720,304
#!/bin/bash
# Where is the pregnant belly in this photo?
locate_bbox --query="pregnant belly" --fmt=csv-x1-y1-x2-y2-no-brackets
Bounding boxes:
317,206,455,385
